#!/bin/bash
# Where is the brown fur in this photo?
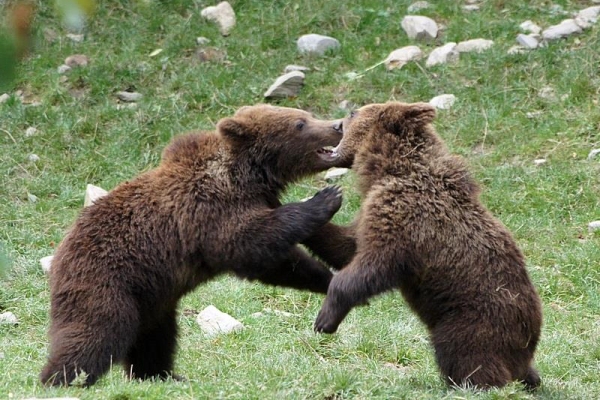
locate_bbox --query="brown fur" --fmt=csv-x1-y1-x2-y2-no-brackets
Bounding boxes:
314,102,543,390
41,104,345,387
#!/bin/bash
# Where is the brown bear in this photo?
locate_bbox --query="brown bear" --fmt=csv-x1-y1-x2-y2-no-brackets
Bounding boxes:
40,104,346,387
313,102,543,390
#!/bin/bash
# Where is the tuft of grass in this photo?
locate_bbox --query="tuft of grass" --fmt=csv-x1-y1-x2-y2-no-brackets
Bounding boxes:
1,0,600,399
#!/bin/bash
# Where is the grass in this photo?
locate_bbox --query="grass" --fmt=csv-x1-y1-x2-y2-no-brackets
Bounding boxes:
1,0,599,398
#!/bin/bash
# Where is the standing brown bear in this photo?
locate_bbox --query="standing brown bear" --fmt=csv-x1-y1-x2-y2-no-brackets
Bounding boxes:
314,102,543,390
41,104,346,387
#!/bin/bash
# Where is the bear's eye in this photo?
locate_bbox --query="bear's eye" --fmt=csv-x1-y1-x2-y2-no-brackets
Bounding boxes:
295,120,306,130
350,110,357,118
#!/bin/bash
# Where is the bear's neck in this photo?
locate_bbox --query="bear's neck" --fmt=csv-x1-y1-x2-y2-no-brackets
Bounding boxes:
228,149,287,205
354,127,443,195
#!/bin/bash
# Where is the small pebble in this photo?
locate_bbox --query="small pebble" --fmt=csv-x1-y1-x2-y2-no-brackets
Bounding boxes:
587,149,600,160
324,168,349,181
28,154,40,162
116,91,143,102
57,64,71,74
588,221,600,232
25,127,37,137
40,255,54,273
533,159,546,166
0,312,18,325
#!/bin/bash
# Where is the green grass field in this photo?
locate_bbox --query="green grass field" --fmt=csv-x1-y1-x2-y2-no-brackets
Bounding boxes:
1,0,599,398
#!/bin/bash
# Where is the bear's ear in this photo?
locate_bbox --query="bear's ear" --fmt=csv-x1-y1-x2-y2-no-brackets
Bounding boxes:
217,117,249,142
379,102,436,134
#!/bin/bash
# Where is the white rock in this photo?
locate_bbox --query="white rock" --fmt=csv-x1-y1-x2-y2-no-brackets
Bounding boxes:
520,20,542,34
57,64,71,74
28,154,40,162
538,86,557,102
84,184,108,207
426,43,458,67
533,159,547,166
66,33,84,42
196,305,244,336
407,1,431,13
429,94,456,110
116,91,143,102
384,45,423,70
264,71,305,99
575,6,600,28
149,48,163,57
0,311,18,325
284,65,310,73
517,34,539,49
0,93,9,103
40,255,54,273
297,34,340,55
324,168,349,181
463,5,480,11
401,15,438,41
27,193,38,203
196,36,211,46
25,126,37,137
589,221,600,232
455,38,494,53
542,19,582,40
201,1,236,36
587,149,600,160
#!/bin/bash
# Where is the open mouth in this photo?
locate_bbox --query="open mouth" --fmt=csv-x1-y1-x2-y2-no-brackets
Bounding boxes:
317,145,340,161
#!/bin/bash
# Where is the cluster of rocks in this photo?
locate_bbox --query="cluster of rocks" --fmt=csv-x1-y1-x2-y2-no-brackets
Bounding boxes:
510,6,600,53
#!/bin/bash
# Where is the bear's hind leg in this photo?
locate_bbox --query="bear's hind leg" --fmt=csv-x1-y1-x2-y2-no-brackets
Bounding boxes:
125,308,178,381
41,318,138,386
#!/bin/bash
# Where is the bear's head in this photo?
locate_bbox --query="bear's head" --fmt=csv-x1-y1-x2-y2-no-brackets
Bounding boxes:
217,104,343,181
332,102,436,167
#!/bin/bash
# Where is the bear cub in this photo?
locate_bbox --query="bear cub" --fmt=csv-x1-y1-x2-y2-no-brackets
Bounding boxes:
41,105,345,387
314,102,543,390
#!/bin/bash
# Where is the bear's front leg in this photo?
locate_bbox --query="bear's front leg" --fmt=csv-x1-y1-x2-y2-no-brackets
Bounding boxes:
314,252,400,333
302,221,357,270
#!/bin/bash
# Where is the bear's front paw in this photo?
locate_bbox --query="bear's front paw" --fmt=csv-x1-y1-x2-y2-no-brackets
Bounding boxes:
307,186,343,221
314,304,342,334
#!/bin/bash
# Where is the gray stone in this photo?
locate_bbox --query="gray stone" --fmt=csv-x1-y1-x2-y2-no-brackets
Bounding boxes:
384,45,423,70
324,168,349,181
517,34,539,49
542,19,582,40
455,38,494,53
401,15,438,41
407,1,431,13
25,126,37,137
28,154,40,163
520,20,542,34
116,91,143,102
575,6,600,29
426,43,458,67
297,34,340,55
429,94,456,110
463,5,480,11
588,221,600,232
0,311,18,325
196,36,211,46
40,255,54,273
57,64,71,74
196,305,243,336
84,184,108,207
284,64,310,73
587,149,600,160
0,93,10,103
533,159,547,166
538,86,557,102
27,193,38,203
264,71,305,99
201,1,236,36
